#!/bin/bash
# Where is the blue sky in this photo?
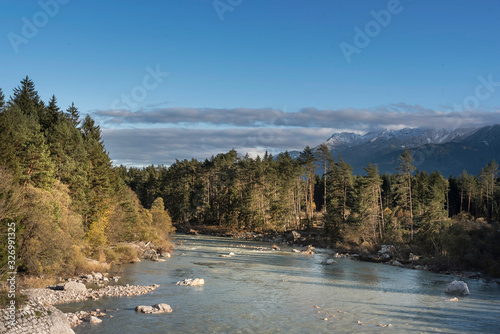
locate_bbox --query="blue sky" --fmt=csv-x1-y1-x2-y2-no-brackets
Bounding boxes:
2,0,500,166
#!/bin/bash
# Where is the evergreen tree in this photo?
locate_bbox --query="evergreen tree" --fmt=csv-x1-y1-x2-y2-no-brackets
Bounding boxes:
66,102,80,127
395,149,416,241
81,114,116,226
357,164,384,241
317,143,333,213
0,88,5,112
9,76,45,119
324,155,354,239
0,105,55,190
479,160,498,222
417,172,449,256
458,170,476,215
298,146,316,223
41,94,62,131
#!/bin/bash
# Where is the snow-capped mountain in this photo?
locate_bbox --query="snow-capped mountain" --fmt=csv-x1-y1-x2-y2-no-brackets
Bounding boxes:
314,126,500,175
323,127,477,152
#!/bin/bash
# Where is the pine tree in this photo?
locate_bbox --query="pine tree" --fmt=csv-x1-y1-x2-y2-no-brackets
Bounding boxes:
357,164,384,241
41,94,62,131
317,143,333,213
418,172,449,256
0,88,5,112
0,104,55,190
458,170,476,215
66,102,80,127
324,155,354,239
298,146,316,223
81,115,115,226
479,160,498,223
9,76,45,119
395,149,416,240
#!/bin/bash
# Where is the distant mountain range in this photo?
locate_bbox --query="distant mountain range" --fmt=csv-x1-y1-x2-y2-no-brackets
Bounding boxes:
294,125,500,176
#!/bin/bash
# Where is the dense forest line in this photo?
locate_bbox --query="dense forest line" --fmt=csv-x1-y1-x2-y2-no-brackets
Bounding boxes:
120,146,500,276
0,77,174,278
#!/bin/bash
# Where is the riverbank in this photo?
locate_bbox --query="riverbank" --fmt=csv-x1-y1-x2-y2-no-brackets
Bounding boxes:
0,239,172,333
0,280,160,334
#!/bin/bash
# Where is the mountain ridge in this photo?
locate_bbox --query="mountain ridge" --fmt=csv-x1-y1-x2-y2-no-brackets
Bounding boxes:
311,125,500,176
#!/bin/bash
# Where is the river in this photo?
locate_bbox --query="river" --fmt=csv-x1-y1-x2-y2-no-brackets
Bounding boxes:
58,234,500,333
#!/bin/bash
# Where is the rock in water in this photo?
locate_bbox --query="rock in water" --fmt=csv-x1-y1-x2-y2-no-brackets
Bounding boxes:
443,280,470,296
321,259,337,265
135,303,173,314
89,316,102,324
135,305,155,313
301,245,315,255
176,278,205,286
153,303,173,313
391,260,402,267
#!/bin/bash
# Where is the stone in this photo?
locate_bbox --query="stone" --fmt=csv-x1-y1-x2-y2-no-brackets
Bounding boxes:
301,245,315,255
391,260,402,266
89,316,102,324
443,280,470,296
176,278,205,286
378,245,394,255
135,305,155,313
144,249,159,260
135,303,173,314
290,230,301,241
186,228,199,235
63,282,87,293
272,244,280,251
321,259,337,265
162,252,171,258
48,306,75,334
153,303,173,313
292,249,300,253
93,272,103,280
409,253,419,262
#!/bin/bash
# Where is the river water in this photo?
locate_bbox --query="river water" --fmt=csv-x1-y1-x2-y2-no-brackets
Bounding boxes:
59,234,500,334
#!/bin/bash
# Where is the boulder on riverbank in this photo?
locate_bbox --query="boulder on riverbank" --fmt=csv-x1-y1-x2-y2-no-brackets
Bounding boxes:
63,281,87,293
287,230,302,242
444,280,470,296
0,299,75,334
135,303,173,314
176,278,205,286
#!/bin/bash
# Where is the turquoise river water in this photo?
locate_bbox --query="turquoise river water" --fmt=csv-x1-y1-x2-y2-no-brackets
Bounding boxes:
58,234,500,333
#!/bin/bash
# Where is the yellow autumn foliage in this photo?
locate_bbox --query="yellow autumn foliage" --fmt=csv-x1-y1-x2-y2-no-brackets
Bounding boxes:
87,209,110,249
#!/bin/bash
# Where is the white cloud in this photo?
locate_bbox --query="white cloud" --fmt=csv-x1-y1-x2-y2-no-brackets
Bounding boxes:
96,104,500,166
94,104,500,131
